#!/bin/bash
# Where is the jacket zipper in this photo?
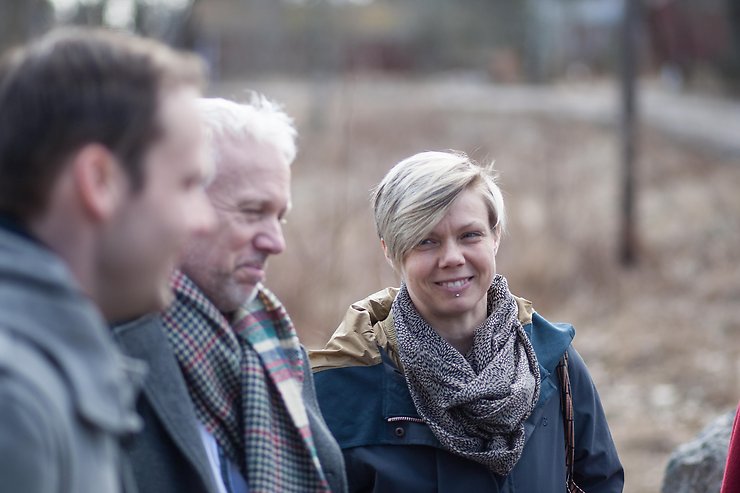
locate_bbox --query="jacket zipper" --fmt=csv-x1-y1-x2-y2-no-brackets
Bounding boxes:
387,416,425,424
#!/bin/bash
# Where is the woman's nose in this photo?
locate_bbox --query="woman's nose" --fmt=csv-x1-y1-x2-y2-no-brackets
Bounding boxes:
438,240,465,268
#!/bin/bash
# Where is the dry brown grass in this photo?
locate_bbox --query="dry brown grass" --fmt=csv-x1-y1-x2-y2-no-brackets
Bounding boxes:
212,75,740,493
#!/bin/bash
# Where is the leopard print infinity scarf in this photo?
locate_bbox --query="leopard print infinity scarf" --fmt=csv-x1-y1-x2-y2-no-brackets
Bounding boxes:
393,274,541,476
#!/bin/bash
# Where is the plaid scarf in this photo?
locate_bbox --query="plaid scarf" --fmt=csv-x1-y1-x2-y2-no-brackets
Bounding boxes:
162,271,330,493
393,274,540,476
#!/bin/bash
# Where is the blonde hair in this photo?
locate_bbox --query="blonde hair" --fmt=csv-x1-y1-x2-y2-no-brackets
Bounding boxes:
372,150,506,268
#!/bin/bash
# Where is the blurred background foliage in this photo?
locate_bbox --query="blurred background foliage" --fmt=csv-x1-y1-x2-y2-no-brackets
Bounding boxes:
3,1,740,492
2,0,740,91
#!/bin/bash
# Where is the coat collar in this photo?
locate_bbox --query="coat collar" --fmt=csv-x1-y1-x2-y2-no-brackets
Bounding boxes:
0,228,144,434
0,214,41,245
113,314,221,493
311,284,576,422
311,286,573,379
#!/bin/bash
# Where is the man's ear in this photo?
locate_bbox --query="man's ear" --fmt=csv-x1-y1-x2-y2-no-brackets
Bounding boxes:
71,144,127,222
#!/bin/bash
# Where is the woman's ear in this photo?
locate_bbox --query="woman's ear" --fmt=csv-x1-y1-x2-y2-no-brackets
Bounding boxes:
380,238,396,270
493,227,502,256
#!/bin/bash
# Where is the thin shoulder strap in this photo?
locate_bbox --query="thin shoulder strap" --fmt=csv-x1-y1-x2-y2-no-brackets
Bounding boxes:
557,351,585,493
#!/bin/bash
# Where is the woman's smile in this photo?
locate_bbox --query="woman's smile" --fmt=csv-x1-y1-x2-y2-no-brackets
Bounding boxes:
435,276,474,292
402,188,499,332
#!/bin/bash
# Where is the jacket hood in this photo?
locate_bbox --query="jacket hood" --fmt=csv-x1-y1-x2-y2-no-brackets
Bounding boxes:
310,286,560,374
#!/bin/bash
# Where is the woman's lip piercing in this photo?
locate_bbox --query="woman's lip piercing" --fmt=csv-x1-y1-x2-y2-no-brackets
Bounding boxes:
455,293,460,297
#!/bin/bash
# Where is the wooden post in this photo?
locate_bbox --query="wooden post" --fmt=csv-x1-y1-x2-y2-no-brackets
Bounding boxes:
620,0,640,266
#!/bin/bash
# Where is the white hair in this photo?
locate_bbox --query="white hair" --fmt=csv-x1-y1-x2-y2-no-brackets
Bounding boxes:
372,150,506,269
195,93,297,170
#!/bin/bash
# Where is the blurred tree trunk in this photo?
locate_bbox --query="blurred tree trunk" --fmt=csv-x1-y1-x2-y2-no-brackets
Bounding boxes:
0,0,26,50
133,0,202,48
170,0,202,50
619,0,641,266
73,0,108,26
727,0,740,90
0,0,53,53
251,0,285,72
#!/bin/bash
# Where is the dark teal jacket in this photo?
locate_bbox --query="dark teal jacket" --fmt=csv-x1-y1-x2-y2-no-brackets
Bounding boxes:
310,288,624,493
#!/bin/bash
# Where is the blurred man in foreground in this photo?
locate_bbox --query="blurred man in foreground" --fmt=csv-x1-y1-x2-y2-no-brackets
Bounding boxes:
0,28,214,492
114,96,347,493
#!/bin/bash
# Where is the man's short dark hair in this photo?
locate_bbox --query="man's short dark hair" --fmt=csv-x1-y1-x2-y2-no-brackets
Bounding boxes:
0,27,205,220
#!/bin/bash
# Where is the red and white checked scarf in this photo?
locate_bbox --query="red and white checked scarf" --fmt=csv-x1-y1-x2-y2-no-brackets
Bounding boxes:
162,271,330,493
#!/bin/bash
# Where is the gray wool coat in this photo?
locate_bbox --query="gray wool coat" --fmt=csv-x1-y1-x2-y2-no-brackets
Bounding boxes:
113,312,348,493
0,225,144,493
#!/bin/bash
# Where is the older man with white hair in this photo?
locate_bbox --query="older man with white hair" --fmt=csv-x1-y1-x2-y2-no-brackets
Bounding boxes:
114,95,347,493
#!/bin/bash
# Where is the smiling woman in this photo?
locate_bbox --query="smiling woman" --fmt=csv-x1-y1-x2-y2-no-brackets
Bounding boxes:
395,189,499,354
309,150,625,493
374,152,504,354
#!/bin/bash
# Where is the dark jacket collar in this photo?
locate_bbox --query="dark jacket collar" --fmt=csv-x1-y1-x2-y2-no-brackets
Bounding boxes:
0,213,43,246
113,314,221,493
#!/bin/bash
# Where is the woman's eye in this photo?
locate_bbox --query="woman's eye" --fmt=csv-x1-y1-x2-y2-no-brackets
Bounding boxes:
462,231,483,240
417,239,435,248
